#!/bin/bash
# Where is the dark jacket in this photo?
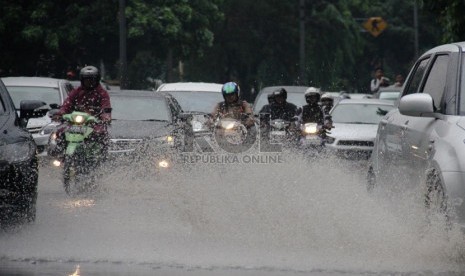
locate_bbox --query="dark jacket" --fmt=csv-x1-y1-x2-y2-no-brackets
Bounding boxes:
56,85,112,135
260,102,298,122
211,100,254,127
299,104,325,125
57,85,112,122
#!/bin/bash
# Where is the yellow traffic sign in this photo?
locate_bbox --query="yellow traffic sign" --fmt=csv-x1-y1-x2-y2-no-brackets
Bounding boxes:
363,17,387,37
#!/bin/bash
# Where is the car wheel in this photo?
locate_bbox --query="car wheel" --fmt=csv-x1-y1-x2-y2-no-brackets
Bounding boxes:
425,168,447,214
23,194,37,223
17,179,38,224
21,161,38,223
63,159,75,196
366,165,376,193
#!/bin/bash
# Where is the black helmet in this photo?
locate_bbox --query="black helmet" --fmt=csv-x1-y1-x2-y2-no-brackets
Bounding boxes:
304,87,321,104
80,65,101,90
221,82,240,99
272,88,287,100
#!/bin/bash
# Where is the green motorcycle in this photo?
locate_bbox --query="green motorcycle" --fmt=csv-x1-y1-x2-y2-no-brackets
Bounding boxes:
50,111,106,195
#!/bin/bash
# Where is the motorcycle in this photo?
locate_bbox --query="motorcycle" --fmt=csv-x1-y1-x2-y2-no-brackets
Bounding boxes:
298,122,329,155
213,115,255,153
48,111,106,195
268,118,298,144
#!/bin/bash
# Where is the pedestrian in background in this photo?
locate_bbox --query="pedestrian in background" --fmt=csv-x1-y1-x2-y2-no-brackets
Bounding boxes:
370,67,390,94
393,74,404,87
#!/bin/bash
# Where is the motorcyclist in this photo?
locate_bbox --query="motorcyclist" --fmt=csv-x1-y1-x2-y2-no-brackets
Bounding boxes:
260,88,298,122
320,92,334,129
210,82,254,128
50,65,112,156
297,87,325,126
258,93,276,114
320,93,334,115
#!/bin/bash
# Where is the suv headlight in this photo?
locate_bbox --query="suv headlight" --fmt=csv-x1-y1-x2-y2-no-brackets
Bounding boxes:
192,121,204,132
0,141,35,163
153,135,175,146
192,120,211,132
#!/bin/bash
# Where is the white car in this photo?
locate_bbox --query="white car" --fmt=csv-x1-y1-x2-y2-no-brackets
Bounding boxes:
368,41,465,229
2,77,73,155
253,86,309,115
156,82,223,134
326,99,395,159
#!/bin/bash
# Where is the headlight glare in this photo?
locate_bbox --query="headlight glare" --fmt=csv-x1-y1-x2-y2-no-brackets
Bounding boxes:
73,115,84,124
304,124,318,134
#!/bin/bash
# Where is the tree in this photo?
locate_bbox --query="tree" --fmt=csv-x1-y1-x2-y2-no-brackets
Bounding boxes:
423,0,465,43
0,0,119,78
125,0,224,88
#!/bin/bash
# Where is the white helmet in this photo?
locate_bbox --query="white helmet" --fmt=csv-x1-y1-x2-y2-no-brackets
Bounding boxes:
305,87,321,104
305,86,321,96
321,93,334,104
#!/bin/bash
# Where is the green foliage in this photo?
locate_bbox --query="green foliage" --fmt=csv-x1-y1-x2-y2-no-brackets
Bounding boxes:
423,0,465,42
0,0,442,94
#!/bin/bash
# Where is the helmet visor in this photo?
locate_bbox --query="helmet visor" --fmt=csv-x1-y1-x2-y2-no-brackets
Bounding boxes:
306,94,319,103
81,76,99,89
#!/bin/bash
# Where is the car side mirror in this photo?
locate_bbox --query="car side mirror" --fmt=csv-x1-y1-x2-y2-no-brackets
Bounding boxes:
48,109,59,118
19,100,48,120
177,113,193,122
398,93,437,118
49,103,60,109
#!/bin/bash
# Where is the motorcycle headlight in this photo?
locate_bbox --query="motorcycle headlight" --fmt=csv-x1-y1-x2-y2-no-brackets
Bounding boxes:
303,123,318,134
273,121,285,129
225,123,236,130
0,141,35,163
73,115,85,124
158,160,170,168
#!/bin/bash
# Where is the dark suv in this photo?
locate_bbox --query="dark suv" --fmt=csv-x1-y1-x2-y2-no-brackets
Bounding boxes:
0,79,47,224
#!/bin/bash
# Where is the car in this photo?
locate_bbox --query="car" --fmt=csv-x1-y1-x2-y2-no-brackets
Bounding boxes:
155,82,224,152
368,41,465,229
106,90,189,172
325,99,395,159
2,77,73,155
0,78,48,224
373,87,402,101
156,82,223,135
70,80,112,90
253,86,309,115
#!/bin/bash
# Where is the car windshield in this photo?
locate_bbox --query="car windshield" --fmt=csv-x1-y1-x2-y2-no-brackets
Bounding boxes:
379,91,400,100
6,86,60,108
460,55,465,116
167,91,223,113
331,103,394,124
254,92,307,113
111,96,171,122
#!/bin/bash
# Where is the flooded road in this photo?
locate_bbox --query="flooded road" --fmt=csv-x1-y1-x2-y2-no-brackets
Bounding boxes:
1,153,464,275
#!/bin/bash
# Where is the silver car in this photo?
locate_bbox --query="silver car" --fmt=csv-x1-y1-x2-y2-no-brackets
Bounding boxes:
2,77,73,155
368,42,465,229
326,99,394,159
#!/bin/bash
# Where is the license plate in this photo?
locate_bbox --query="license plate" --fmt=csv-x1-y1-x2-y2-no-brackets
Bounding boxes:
271,131,286,136
305,135,319,140
69,126,85,134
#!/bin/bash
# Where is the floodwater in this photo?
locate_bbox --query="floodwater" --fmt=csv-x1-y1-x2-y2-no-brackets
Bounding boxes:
1,152,464,275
